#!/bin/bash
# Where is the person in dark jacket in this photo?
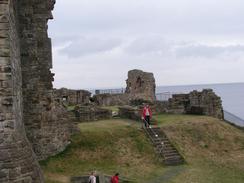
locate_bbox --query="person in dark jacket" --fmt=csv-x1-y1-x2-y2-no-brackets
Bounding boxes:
111,173,119,183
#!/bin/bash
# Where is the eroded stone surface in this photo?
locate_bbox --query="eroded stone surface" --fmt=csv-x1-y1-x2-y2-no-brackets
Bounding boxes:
1,0,74,182
94,69,156,106
125,69,156,102
168,89,224,119
0,0,43,182
54,88,91,106
19,0,73,161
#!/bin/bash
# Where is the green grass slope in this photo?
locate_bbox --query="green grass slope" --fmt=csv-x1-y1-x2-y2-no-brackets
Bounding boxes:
156,114,244,183
41,115,244,183
41,119,165,183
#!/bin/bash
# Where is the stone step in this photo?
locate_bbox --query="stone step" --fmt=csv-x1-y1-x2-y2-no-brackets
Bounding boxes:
164,156,182,162
162,149,178,154
164,159,184,166
164,154,182,160
143,126,185,166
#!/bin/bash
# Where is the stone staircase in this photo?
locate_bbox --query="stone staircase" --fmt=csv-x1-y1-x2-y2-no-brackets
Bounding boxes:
144,127,184,166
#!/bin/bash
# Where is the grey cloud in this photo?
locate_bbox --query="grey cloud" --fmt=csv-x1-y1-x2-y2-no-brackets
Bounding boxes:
124,36,172,55
175,44,244,58
50,0,244,38
50,0,244,88
51,35,76,47
59,37,122,58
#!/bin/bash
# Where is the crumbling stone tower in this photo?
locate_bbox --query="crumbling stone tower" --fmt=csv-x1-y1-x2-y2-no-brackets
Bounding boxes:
0,0,71,182
0,0,43,182
125,69,156,102
18,0,71,161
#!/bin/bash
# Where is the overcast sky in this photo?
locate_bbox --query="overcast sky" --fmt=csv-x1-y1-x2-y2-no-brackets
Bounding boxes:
49,0,244,89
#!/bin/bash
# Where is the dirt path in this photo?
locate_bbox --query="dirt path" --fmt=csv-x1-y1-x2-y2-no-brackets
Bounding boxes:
149,165,186,183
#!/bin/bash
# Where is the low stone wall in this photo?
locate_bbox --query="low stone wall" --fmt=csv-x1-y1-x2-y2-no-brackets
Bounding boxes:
168,89,224,119
93,93,129,106
150,101,169,115
73,106,112,122
54,88,91,105
118,106,141,121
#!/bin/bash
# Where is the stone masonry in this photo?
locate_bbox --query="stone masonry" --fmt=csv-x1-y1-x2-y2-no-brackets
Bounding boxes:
93,93,129,106
54,88,91,106
1,0,73,182
0,0,43,182
168,89,224,119
19,0,72,161
125,69,156,102
94,69,156,106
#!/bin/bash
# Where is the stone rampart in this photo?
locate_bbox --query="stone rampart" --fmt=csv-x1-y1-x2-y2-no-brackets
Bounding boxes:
18,0,72,161
0,0,43,182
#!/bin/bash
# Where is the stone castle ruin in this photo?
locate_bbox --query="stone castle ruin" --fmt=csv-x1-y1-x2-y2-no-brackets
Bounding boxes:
0,1,224,182
125,69,156,102
0,1,73,182
168,89,224,119
94,69,156,106
93,69,224,120
54,88,91,106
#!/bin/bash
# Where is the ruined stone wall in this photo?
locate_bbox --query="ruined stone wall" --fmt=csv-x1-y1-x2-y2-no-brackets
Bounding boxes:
0,0,43,182
188,89,224,119
93,70,156,107
74,105,112,122
18,0,72,160
125,69,156,102
168,89,224,119
54,88,91,106
93,93,129,106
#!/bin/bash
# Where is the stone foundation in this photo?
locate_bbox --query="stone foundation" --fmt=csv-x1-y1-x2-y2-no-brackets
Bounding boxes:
54,88,91,106
73,105,112,122
118,106,141,121
168,89,224,119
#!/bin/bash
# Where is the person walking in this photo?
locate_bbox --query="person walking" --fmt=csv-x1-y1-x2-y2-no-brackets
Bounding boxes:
88,171,96,183
142,104,152,128
111,173,119,183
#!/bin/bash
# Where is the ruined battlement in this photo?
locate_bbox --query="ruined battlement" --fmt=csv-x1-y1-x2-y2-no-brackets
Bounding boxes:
125,69,156,102
0,1,71,182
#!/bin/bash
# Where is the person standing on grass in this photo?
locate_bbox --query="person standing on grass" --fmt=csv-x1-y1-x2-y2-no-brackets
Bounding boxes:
142,104,152,128
111,173,119,183
88,171,96,183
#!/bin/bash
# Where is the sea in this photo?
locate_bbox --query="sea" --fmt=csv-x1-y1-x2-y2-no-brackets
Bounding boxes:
156,83,244,126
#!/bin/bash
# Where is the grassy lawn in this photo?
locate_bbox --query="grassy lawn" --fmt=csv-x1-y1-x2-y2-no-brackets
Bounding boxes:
41,114,244,183
156,114,244,183
41,119,166,183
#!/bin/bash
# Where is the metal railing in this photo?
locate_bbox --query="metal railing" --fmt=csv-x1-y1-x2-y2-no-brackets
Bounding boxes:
156,92,172,101
224,110,244,127
95,88,125,95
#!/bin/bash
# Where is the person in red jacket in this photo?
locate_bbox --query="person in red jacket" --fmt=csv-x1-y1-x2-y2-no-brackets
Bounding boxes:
111,173,119,183
141,104,152,128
